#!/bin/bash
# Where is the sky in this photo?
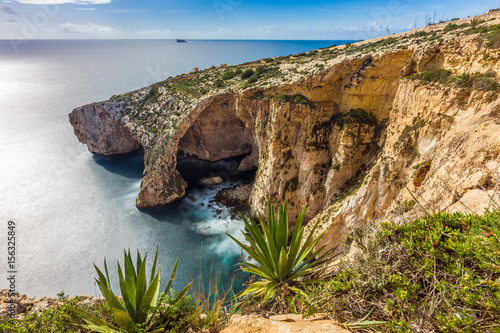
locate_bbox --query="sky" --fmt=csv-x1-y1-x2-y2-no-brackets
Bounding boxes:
0,0,499,40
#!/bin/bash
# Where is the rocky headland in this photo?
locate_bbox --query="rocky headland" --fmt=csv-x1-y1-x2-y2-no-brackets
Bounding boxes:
70,11,500,257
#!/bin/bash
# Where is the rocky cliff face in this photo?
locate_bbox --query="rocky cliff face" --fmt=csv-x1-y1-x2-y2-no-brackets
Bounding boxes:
69,102,141,155
70,12,500,252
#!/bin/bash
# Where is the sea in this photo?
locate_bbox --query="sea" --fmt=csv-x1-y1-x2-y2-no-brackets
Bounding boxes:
0,39,354,298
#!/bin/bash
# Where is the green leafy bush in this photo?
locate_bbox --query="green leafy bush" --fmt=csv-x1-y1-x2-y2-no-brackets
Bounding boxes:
305,210,500,332
377,37,397,47
155,289,196,332
227,202,332,311
409,69,499,91
443,23,468,32
398,119,425,141
332,108,378,126
457,72,500,90
487,28,500,48
221,70,236,80
412,31,428,38
273,94,315,107
214,79,224,88
241,69,255,79
0,295,111,333
256,65,266,74
247,73,259,84
415,69,455,85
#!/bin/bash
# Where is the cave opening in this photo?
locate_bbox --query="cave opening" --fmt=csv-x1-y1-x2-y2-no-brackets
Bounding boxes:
175,101,259,192
176,152,256,190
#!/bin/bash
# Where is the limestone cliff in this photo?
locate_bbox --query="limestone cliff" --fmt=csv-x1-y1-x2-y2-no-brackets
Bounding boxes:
70,102,141,155
70,12,500,252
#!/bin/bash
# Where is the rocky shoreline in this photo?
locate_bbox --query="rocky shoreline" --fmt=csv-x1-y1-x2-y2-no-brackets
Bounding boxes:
214,182,253,219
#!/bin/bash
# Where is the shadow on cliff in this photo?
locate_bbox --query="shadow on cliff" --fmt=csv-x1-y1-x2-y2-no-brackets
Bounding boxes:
92,149,145,179
176,153,252,188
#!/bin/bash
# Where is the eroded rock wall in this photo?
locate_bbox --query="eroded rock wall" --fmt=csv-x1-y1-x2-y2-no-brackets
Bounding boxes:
69,102,141,155
309,41,500,254
244,51,412,222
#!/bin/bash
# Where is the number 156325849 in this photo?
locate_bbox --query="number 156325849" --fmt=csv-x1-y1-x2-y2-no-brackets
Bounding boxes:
7,221,16,270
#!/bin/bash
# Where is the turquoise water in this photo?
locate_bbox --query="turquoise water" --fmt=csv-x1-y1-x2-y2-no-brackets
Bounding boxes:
0,39,354,297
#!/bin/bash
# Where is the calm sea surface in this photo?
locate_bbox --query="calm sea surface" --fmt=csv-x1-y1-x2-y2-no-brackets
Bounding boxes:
0,39,353,297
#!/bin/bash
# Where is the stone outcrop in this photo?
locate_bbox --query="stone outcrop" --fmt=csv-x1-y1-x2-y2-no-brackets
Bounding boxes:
69,11,500,253
0,289,98,321
221,314,350,333
200,176,224,187
215,182,253,217
69,102,141,155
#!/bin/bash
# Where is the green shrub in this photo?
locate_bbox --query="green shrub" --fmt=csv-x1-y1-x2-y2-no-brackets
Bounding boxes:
227,202,332,312
456,72,500,90
221,70,236,80
398,200,416,213
398,119,425,141
247,73,259,84
214,79,224,88
241,69,255,79
418,69,455,85
305,210,500,332
487,29,500,48
443,23,468,32
410,69,500,91
412,31,428,38
156,289,196,331
256,65,266,74
469,17,482,29
273,94,314,107
377,37,397,46
0,295,109,333
332,108,378,126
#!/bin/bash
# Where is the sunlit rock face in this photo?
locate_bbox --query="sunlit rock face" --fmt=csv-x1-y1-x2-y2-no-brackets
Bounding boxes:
69,102,141,155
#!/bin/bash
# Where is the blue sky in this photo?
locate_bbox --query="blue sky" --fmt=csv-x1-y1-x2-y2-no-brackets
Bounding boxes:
0,0,499,40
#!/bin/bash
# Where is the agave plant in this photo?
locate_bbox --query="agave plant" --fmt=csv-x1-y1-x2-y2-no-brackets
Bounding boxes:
69,249,192,333
227,202,332,305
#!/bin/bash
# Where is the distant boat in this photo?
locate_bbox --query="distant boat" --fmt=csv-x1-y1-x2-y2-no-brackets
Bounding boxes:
176,39,187,43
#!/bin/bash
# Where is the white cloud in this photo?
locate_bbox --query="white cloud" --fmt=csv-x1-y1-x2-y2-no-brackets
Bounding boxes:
53,22,114,33
74,7,95,10
14,0,111,4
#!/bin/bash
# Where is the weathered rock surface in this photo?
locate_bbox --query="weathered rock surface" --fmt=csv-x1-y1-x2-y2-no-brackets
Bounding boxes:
221,314,350,333
0,289,98,321
200,176,224,187
215,182,252,216
69,102,141,155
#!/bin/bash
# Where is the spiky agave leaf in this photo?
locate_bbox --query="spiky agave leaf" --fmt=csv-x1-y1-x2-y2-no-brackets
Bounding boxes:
70,249,191,332
227,202,333,305
67,306,120,333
